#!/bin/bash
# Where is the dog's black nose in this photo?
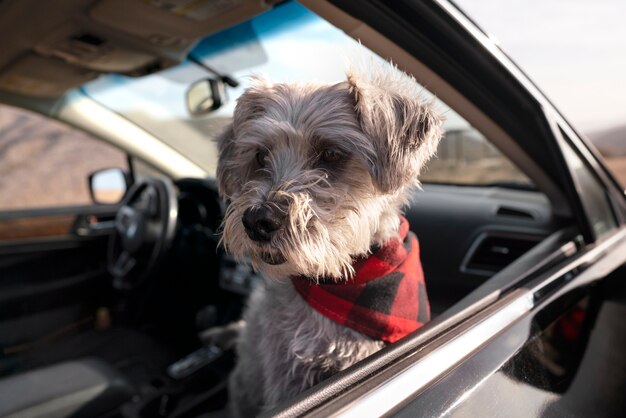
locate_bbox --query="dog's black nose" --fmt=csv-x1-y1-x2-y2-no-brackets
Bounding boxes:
242,206,282,242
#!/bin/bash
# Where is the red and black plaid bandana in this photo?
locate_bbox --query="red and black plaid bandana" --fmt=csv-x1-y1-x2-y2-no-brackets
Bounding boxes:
291,217,430,344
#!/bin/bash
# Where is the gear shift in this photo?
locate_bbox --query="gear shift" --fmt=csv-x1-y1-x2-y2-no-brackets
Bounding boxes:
195,305,218,333
165,305,223,381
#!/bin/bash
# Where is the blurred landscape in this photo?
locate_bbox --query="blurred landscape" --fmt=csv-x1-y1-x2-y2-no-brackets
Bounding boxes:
0,105,127,212
422,126,626,188
421,129,532,186
0,104,625,215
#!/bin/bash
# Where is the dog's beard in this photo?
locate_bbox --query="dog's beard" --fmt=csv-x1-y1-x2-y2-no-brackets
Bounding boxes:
220,175,399,281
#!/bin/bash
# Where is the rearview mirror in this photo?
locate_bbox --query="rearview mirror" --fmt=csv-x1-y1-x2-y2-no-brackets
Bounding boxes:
89,168,128,205
186,78,227,116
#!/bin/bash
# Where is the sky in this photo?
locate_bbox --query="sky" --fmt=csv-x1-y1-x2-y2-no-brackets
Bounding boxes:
455,0,626,134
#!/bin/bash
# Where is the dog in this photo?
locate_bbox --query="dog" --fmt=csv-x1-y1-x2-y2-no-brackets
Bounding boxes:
215,64,443,417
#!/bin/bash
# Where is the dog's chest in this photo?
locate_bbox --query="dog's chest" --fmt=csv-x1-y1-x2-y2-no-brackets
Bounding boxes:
241,279,384,403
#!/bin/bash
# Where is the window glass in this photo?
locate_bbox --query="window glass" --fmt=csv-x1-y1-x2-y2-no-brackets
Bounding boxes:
560,129,617,238
420,128,532,188
0,104,128,211
84,2,532,190
591,135,626,191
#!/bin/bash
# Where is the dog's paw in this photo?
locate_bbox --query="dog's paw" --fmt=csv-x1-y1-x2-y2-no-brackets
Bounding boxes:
199,320,245,350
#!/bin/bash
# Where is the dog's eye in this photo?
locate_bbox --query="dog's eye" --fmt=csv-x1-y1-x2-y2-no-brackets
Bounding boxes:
255,150,268,167
320,148,343,164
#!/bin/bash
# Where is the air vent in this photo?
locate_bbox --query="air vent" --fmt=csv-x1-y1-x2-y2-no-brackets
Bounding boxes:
463,234,541,274
496,206,534,219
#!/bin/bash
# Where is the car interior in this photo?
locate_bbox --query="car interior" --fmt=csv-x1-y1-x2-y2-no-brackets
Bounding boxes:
0,1,583,417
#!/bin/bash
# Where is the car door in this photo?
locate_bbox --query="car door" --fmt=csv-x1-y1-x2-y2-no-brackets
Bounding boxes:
289,127,626,418
0,103,129,371
265,0,626,416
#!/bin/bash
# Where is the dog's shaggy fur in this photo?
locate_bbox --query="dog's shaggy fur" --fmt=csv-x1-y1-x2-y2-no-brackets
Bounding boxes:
215,64,443,416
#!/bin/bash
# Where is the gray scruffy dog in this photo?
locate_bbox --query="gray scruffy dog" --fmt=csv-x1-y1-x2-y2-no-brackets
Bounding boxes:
214,64,443,416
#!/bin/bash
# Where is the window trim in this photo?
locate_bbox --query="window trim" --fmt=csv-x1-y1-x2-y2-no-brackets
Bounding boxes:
545,111,622,242
556,117,626,227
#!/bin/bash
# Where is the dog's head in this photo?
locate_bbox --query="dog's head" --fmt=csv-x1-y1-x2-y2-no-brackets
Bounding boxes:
216,67,443,280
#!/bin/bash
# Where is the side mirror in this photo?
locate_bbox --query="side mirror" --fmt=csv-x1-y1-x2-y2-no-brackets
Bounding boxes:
186,78,227,116
89,168,128,205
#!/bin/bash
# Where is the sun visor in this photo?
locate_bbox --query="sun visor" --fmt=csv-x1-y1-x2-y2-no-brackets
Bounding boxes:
89,0,272,49
0,54,98,98
35,24,159,73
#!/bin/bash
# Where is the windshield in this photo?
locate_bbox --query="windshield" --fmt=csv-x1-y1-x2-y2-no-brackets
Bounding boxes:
83,1,533,189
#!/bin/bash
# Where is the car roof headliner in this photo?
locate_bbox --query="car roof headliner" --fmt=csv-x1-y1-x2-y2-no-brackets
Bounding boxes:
0,0,276,99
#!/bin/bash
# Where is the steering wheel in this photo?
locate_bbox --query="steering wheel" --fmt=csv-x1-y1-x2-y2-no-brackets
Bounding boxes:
108,177,178,290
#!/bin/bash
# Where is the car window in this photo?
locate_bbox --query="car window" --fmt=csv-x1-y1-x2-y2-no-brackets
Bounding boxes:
83,2,533,190
559,128,617,239
0,104,128,211
420,127,532,188
591,135,626,191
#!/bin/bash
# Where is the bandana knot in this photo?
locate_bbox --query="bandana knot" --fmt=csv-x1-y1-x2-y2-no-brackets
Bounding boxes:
291,217,430,343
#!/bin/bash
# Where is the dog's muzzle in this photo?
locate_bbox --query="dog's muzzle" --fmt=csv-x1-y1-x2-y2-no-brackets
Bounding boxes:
242,205,283,242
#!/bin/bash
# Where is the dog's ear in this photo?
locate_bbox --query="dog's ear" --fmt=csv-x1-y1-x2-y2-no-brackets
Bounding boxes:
347,70,443,193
